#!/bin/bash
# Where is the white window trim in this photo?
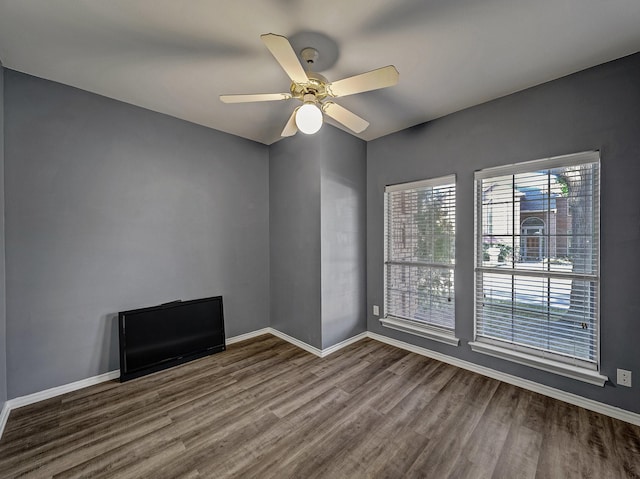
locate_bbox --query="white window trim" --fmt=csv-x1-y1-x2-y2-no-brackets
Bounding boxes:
383,174,458,345
473,150,604,384
381,315,460,346
469,341,608,386
385,174,456,193
474,150,600,180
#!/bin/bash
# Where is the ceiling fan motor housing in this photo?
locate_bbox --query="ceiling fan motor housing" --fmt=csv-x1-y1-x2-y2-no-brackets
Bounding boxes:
290,72,330,102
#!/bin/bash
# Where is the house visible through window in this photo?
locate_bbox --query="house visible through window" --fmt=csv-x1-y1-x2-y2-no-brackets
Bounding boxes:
471,151,605,385
382,175,458,346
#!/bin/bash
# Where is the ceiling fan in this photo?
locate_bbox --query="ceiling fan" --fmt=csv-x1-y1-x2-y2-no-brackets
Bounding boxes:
220,33,399,137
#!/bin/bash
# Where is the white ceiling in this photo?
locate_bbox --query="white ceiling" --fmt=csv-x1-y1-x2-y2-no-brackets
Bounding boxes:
1,0,639,145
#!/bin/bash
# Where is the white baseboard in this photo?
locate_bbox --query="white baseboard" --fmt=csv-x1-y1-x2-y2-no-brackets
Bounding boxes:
0,401,10,438
226,328,271,345
6,369,121,412
267,328,368,358
320,332,369,357
2,327,638,441
0,369,122,438
367,331,640,427
227,328,358,357
267,328,324,357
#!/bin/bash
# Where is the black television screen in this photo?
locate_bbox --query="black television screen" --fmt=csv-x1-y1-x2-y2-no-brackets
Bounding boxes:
118,296,225,381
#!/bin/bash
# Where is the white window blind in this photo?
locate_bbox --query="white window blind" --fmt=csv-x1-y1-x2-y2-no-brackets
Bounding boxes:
474,151,600,371
384,175,456,333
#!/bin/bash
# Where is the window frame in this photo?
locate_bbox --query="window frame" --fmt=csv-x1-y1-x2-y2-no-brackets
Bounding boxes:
382,175,459,346
469,151,607,386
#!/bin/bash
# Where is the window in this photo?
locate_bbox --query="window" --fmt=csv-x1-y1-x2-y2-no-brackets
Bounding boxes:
471,151,606,385
383,175,458,346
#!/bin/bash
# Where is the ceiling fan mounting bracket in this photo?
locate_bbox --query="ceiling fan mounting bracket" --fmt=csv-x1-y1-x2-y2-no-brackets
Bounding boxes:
300,47,319,66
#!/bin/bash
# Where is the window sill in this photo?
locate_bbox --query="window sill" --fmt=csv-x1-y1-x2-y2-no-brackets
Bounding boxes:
468,341,608,387
380,316,459,347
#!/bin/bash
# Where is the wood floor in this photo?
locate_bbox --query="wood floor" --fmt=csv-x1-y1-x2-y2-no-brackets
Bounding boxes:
1,335,639,478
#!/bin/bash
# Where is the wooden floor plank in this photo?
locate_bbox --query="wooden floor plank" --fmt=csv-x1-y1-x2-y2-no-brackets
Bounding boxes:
1,334,638,478
490,390,545,479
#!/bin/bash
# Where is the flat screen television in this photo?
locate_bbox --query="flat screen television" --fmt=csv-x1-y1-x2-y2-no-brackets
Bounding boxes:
118,296,225,381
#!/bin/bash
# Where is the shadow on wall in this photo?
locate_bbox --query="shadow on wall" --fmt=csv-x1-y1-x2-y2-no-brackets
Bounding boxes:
98,313,120,373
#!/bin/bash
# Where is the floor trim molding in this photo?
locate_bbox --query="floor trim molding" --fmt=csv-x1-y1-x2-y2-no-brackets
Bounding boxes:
0,402,10,439
265,328,323,357
0,369,122,438
234,328,368,359
226,328,271,345
2,327,638,440
320,332,369,357
367,331,640,427
6,370,122,412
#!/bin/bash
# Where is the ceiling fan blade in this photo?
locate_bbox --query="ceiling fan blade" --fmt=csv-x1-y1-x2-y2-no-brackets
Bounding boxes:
220,93,292,103
327,65,399,97
281,108,299,137
322,102,370,133
261,33,309,84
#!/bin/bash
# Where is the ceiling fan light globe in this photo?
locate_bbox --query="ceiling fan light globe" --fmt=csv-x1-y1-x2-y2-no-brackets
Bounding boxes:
295,102,323,134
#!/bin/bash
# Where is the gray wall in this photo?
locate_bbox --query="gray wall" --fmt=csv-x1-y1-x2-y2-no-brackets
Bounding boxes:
269,131,323,348
367,52,640,413
270,126,367,350
320,129,367,349
0,60,6,408
4,70,270,398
